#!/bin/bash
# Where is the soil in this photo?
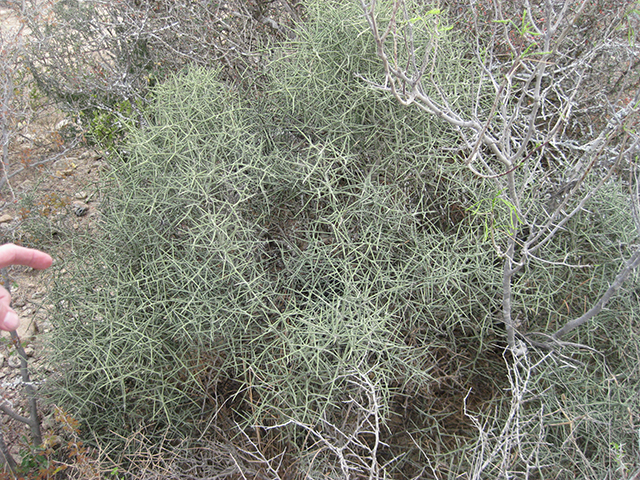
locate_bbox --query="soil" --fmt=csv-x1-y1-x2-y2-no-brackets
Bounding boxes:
0,3,105,465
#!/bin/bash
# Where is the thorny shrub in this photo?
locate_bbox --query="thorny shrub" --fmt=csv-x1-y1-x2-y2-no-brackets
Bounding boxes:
43,1,640,478
1,0,638,478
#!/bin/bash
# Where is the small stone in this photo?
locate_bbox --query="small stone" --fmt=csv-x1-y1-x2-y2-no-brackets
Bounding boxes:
55,159,78,177
55,119,73,131
0,214,13,224
74,191,88,200
52,159,66,169
38,320,53,333
23,346,35,357
8,355,21,368
71,201,89,217
57,168,75,177
43,435,62,449
80,150,97,160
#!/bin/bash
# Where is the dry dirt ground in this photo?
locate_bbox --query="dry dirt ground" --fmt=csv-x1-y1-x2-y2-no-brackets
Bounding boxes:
0,4,106,465
0,139,104,464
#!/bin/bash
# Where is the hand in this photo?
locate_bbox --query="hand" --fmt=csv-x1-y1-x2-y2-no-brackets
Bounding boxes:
0,244,53,332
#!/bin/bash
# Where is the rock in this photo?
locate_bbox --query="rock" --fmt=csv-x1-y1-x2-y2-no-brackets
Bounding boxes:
52,159,67,169
57,168,75,177
71,201,89,217
8,355,20,368
43,435,62,449
55,159,78,178
21,133,36,143
55,119,73,131
23,346,35,357
80,150,98,160
37,319,53,333
0,214,13,224
13,298,25,308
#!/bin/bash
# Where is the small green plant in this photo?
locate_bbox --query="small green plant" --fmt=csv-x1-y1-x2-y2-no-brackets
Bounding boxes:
494,9,548,57
406,7,453,33
82,99,139,150
610,442,629,476
15,440,50,477
622,1,640,45
469,189,521,242
0,407,101,479
109,466,125,479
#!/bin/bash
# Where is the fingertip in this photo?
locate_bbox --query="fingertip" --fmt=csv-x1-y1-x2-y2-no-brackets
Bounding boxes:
30,251,53,270
37,253,53,270
1,310,19,332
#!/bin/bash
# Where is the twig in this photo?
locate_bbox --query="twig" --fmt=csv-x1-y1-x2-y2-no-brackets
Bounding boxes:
1,267,42,447
0,428,17,474
552,247,640,340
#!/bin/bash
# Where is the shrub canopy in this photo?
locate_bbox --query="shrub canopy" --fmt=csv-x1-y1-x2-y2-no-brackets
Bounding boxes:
46,1,640,477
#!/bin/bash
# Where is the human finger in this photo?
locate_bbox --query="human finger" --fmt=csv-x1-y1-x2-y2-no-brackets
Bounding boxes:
0,285,18,331
0,244,53,270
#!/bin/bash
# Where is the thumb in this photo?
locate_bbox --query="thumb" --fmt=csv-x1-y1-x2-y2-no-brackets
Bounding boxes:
0,285,18,332
0,307,19,332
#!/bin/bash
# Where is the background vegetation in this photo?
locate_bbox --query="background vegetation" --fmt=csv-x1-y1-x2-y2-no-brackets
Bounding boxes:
0,0,639,478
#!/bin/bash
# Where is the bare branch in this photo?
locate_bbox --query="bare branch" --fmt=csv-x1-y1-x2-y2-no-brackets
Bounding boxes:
552,247,640,340
1,267,42,447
